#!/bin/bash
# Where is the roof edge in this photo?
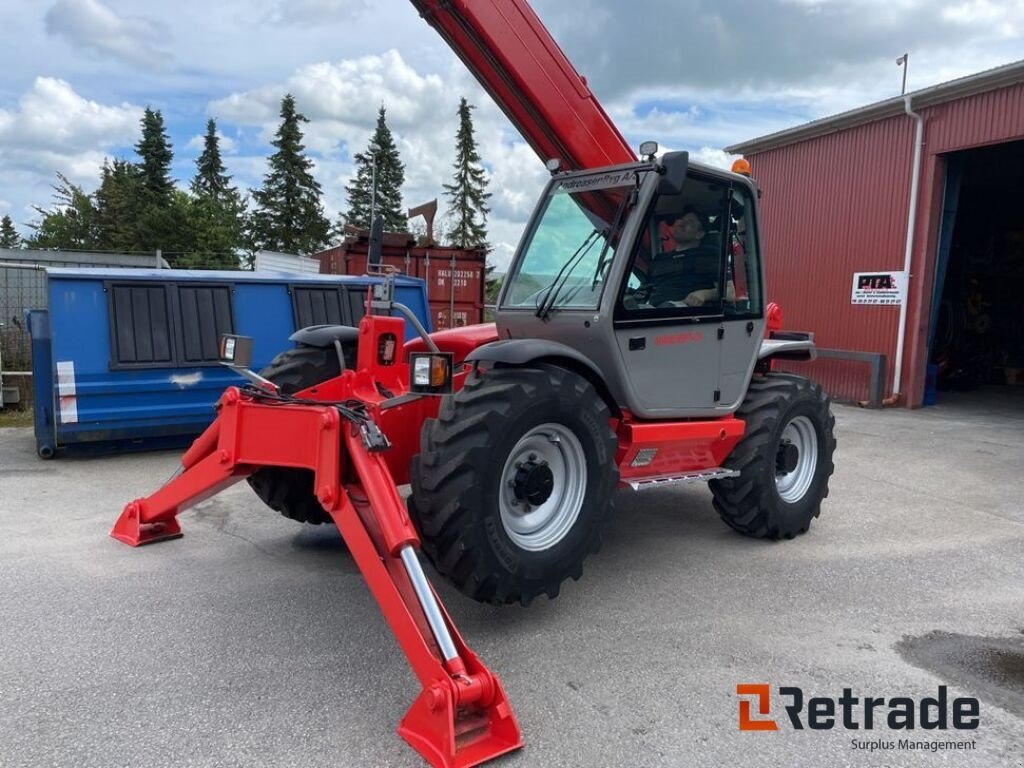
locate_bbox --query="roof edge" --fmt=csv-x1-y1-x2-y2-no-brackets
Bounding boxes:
725,59,1024,156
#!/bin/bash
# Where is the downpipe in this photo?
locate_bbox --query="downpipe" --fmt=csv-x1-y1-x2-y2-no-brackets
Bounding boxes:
892,95,924,403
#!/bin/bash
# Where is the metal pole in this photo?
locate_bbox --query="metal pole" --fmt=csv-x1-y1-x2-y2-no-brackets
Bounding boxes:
368,141,380,229
892,94,924,399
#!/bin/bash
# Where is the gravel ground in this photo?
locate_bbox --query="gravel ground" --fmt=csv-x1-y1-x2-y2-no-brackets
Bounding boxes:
1,390,1022,768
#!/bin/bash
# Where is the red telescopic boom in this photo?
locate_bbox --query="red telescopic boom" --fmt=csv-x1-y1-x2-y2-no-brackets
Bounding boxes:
410,0,636,170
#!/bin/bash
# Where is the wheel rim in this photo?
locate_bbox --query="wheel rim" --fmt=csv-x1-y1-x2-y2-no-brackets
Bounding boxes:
775,415,819,503
499,423,587,552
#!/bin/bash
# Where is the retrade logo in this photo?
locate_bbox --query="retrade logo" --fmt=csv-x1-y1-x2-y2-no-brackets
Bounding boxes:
736,684,980,732
736,684,778,731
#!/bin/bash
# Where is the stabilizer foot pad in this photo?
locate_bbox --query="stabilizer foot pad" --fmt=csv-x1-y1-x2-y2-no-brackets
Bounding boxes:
398,680,522,768
110,501,183,547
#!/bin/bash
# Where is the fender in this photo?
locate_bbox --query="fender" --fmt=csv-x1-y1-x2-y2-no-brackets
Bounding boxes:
758,337,816,362
289,324,359,348
465,338,605,380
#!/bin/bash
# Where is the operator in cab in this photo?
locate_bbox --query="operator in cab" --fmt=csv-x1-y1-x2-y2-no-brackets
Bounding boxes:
648,207,727,308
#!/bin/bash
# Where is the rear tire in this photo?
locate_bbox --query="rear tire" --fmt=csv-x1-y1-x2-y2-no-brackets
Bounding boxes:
246,344,344,525
410,364,618,606
710,373,835,539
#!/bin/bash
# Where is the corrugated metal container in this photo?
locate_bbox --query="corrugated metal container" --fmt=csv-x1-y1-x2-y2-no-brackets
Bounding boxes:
28,268,431,457
316,230,487,330
735,77,1024,405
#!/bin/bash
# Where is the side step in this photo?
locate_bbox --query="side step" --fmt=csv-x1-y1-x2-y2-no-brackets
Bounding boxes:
626,467,739,491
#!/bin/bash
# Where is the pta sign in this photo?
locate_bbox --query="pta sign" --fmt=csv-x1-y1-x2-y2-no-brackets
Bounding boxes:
852,271,907,306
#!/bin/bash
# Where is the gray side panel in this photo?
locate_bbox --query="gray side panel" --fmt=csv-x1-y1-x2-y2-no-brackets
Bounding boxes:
719,317,767,409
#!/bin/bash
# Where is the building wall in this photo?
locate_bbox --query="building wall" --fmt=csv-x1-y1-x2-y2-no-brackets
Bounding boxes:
747,81,1024,405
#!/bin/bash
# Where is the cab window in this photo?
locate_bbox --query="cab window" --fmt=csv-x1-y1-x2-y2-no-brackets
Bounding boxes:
616,176,727,321
723,185,762,318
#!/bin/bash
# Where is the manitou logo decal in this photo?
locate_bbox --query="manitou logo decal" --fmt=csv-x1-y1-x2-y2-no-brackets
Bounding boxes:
736,684,979,732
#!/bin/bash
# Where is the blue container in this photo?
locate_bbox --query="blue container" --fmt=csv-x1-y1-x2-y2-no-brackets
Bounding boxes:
28,268,431,458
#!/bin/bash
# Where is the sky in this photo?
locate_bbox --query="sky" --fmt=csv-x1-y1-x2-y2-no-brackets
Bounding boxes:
1,0,1022,269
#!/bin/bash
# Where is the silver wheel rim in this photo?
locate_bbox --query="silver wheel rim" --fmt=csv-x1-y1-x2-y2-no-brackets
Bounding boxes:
499,423,587,552
775,415,819,503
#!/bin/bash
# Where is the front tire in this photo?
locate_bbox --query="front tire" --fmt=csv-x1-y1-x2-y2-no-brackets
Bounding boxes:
710,373,836,539
410,364,618,606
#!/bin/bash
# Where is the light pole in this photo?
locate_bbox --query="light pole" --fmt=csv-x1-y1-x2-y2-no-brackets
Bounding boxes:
368,141,380,228
896,53,909,95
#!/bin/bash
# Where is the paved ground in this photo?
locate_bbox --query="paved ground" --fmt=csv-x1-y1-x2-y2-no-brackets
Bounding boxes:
1,391,1023,768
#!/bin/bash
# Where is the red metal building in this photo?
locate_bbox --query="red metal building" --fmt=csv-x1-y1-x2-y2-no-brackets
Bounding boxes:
726,60,1024,406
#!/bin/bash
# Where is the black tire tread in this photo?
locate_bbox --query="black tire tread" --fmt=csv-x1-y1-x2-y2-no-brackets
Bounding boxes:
410,365,618,606
709,372,836,539
245,344,342,525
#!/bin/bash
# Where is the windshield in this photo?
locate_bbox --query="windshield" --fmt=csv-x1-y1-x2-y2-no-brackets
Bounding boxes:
502,170,640,311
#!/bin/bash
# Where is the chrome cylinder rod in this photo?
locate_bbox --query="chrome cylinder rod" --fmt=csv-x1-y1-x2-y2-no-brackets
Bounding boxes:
399,545,459,662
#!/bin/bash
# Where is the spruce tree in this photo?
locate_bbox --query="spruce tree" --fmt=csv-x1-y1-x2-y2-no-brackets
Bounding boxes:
188,119,245,267
0,215,21,248
95,158,143,252
343,106,406,231
191,118,231,198
443,98,491,250
250,94,330,254
135,108,174,202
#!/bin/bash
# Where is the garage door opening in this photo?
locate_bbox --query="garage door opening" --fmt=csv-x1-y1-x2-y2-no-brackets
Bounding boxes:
928,139,1024,407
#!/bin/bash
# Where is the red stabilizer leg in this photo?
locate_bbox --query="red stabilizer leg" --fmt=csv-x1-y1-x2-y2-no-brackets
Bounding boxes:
400,673,521,768
110,500,183,546
111,383,523,766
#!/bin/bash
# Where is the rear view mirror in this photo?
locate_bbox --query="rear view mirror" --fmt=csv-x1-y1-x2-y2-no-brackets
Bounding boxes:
367,214,384,269
658,151,689,196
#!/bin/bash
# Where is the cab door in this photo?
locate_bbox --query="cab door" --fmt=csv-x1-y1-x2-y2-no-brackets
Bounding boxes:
611,172,729,417
716,182,765,409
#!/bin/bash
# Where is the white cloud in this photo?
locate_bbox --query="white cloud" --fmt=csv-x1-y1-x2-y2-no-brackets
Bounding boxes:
211,50,448,157
690,147,732,169
265,0,369,25
942,0,1023,36
0,78,140,227
44,0,170,70
185,131,237,153
0,77,139,154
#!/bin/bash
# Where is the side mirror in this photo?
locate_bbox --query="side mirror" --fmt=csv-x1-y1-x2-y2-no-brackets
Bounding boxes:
658,151,689,196
367,214,384,269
